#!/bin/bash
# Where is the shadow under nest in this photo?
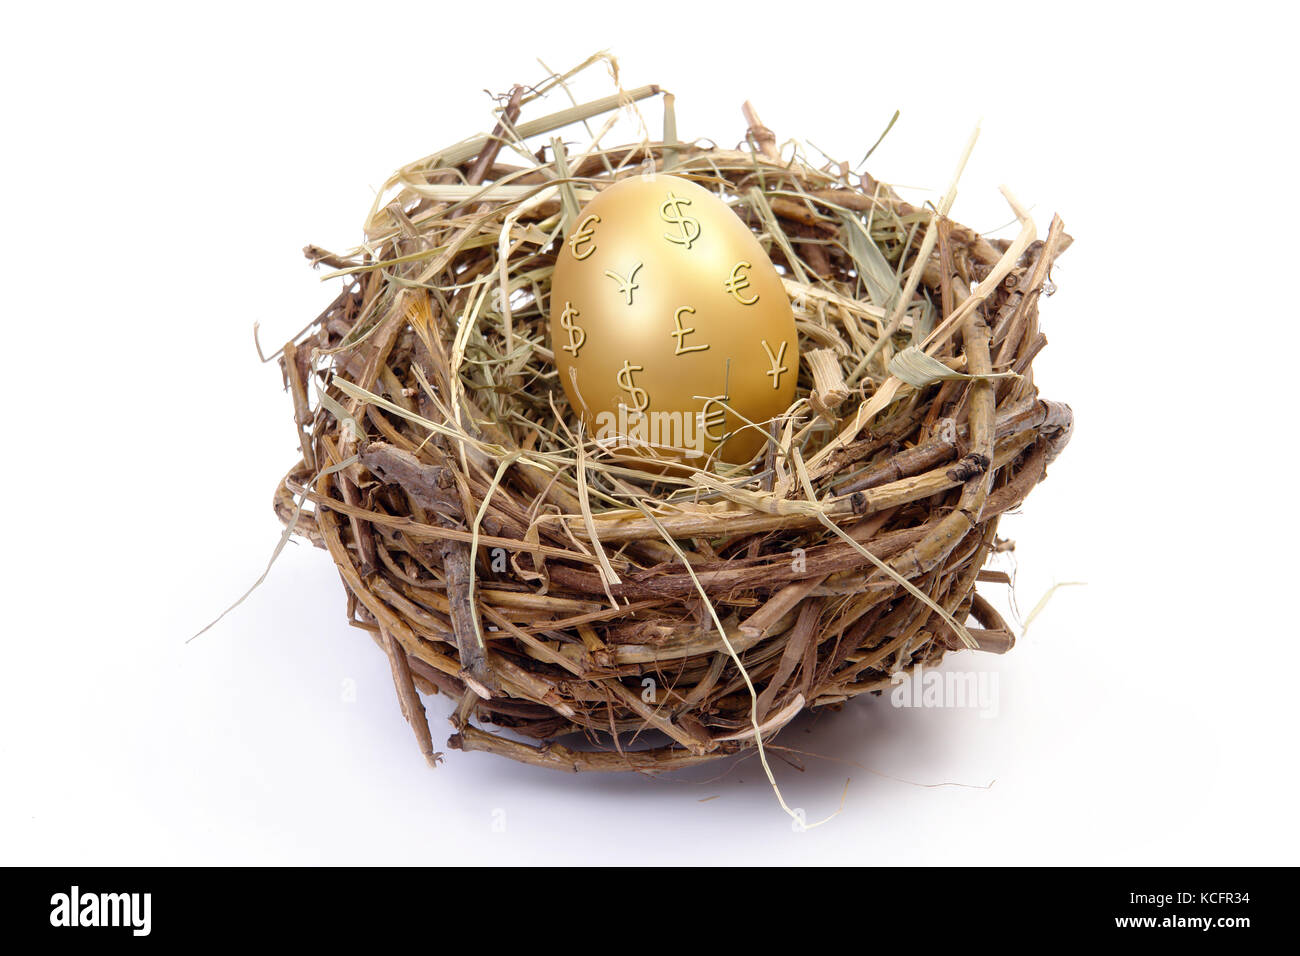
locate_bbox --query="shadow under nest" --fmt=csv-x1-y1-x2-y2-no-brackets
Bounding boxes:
272,84,1073,773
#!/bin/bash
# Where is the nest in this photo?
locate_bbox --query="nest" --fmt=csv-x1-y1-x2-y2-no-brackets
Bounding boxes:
272,63,1073,773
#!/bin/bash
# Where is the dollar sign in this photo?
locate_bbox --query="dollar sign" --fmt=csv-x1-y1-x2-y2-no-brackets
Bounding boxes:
559,301,585,357
616,360,649,413
660,192,701,250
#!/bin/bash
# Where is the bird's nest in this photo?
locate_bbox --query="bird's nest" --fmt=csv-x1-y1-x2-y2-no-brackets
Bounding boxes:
272,58,1073,773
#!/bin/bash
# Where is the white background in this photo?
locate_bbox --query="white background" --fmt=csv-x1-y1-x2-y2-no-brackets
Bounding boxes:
3,1,1297,865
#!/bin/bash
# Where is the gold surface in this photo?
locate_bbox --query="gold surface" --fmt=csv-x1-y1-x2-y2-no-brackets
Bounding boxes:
549,174,798,465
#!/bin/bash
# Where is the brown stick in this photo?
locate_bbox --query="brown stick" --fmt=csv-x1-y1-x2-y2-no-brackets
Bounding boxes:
380,623,443,767
467,85,526,187
742,101,781,162
361,442,499,697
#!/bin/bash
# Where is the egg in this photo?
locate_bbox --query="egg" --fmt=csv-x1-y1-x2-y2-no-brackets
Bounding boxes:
549,173,798,466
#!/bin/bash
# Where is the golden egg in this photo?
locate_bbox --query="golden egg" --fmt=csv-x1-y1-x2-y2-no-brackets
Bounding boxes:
549,173,798,466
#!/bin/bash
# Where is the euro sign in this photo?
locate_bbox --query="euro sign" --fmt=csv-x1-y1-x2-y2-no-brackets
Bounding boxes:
569,214,600,260
616,360,649,413
559,302,585,357
660,193,701,250
724,261,759,305
700,394,730,443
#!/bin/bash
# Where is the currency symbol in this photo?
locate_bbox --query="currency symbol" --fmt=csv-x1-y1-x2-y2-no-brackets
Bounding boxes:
559,301,586,357
724,260,759,305
569,214,600,260
700,392,731,443
604,262,643,305
660,192,701,250
616,360,649,413
670,305,709,355
761,339,789,389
